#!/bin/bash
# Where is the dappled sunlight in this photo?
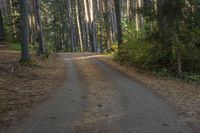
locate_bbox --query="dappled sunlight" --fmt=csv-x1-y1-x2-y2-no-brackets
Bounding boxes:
63,54,108,61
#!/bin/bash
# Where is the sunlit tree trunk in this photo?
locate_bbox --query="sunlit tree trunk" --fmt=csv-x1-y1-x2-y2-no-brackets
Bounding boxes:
88,0,98,52
83,0,91,51
76,0,83,52
135,0,144,31
127,0,130,20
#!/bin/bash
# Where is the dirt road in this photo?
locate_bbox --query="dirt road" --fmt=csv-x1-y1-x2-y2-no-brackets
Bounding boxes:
2,53,192,133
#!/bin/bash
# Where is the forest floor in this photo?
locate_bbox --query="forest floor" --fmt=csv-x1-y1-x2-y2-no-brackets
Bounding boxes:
0,44,66,128
1,53,197,133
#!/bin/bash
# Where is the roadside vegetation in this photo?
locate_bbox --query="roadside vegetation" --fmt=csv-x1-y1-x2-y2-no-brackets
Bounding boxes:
113,1,200,82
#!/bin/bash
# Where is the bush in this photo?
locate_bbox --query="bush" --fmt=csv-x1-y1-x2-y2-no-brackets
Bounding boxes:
111,43,118,52
184,73,200,83
117,40,152,66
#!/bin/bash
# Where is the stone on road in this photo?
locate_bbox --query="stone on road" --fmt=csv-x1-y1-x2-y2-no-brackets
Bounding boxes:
2,53,192,133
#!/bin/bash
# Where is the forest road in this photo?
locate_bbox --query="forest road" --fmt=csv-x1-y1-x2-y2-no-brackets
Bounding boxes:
3,53,192,133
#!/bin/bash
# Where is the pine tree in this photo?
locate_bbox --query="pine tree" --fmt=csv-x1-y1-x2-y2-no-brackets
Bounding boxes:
19,0,31,63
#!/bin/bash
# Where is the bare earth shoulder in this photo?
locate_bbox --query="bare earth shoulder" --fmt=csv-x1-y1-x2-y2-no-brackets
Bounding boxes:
0,51,65,128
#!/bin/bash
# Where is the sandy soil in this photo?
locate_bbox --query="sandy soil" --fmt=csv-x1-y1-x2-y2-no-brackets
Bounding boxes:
98,56,200,133
0,51,65,127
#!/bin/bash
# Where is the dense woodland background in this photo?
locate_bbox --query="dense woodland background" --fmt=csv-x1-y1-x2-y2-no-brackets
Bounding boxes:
0,0,200,81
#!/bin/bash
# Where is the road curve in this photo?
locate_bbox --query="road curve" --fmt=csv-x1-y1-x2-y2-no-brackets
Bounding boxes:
2,53,192,133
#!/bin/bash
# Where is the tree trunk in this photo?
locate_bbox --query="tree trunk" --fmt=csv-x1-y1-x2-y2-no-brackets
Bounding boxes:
19,0,31,63
114,0,123,46
99,0,103,52
104,0,111,52
0,9,5,41
176,46,182,79
35,0,45,55
76,0,84,52
66,0,75,51
175,36,183,79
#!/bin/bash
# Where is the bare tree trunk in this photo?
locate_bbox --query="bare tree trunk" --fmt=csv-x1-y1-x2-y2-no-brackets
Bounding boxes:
176,46,182,79
135,0,144,31
35,0,45,55
114,0,123,46
99,0,103,52
88,0,97,52
19,0,31,62
66,0,75,51
104,0,111,52
174,35,183,79
0,8,5,41
83,0,91,51
76,0,83,52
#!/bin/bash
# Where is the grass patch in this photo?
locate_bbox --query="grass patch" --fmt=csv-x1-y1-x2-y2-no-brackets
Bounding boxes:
8,42,35,51
9,42,21,51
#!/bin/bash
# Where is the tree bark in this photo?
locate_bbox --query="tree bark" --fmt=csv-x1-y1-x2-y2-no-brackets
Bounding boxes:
76,0,84,52
66,0,75,51
35,0,45,55
114,0,123,46
19,0,31,62
0,8,5,41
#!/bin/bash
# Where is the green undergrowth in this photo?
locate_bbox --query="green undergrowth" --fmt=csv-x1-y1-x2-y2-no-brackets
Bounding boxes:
8,42,21,51
8,42,35,51
113,51,200,83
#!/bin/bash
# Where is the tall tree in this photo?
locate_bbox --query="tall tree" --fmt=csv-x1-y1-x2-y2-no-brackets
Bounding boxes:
0,8,5,41
76,0,84,51
114,0,123,46
104,0,112,52
19,0,31,63
35,0,45,54
66,0,75,51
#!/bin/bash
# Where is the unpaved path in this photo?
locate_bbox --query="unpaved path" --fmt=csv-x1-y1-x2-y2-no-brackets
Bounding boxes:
1,53,192,133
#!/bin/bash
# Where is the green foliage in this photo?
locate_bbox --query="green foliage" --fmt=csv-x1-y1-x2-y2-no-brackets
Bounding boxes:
9,42,21,51
40,42,54,59
111,43,118,52
152,68,171,77
117,40,152,66
8,42,35,52
185,74,200,83
116,16,200,81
